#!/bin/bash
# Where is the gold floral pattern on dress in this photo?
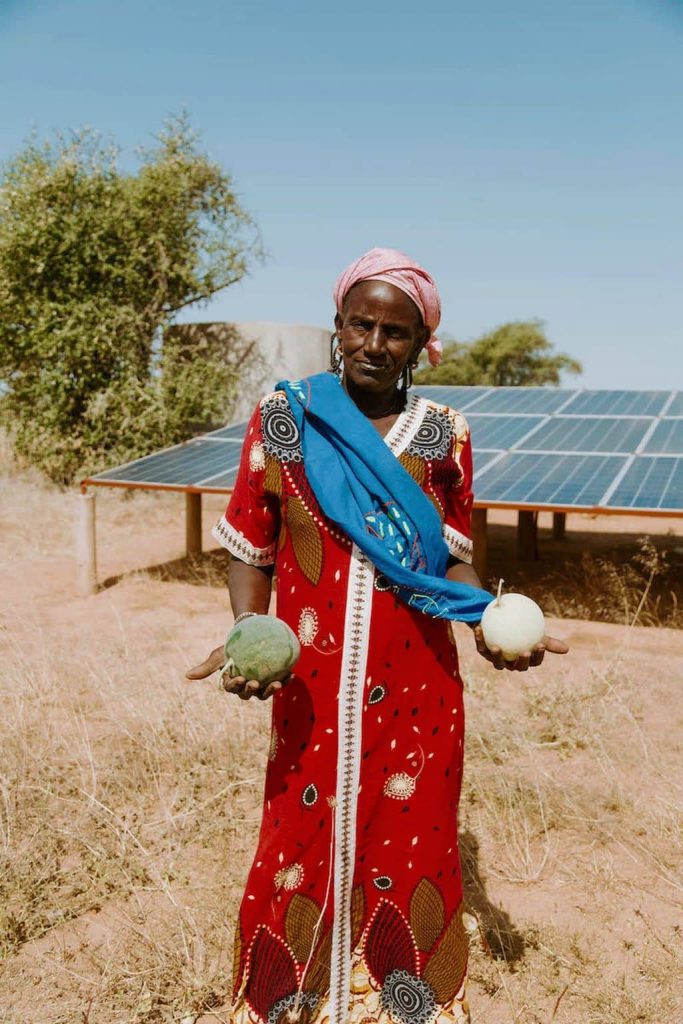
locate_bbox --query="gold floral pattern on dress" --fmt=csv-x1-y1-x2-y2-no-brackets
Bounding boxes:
398,451,427,486
410,879,445,953
241,923,325,1024
264,453,284,495
285,893,323,963
357,898,470,1024
230,896,470,1024
422,907,469,1005
287,495,324,585
231,948,470,1024
341,962,468,1024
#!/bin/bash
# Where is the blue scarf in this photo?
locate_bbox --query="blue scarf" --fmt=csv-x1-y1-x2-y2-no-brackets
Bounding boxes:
277,373,493,622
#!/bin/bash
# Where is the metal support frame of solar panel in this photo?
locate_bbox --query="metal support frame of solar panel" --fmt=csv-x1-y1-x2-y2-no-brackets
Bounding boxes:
82,386,683,516
82,433,245,493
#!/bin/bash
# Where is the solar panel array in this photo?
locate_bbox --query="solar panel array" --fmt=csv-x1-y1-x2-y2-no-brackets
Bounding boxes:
85,386,683,515
416,386,682,513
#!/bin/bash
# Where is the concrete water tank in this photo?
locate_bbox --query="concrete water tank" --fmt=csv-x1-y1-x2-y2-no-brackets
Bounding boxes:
167,320,332,423
232,320,331,420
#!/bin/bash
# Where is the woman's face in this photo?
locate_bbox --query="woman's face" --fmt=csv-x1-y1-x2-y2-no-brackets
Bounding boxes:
335,280,428,395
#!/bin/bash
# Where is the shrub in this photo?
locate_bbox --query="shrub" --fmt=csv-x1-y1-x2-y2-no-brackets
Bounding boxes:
0,114,262,483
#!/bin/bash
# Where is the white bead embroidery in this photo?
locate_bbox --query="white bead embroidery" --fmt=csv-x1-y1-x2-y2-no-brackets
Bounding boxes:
298,607,319,646
383,772,417,799
248,440,266,472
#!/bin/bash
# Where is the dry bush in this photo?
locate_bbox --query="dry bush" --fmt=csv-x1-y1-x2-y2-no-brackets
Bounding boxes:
537,537,681,629
0,428,16,475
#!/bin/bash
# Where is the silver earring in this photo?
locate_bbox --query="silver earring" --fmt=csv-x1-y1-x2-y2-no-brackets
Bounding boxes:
330,332,343,377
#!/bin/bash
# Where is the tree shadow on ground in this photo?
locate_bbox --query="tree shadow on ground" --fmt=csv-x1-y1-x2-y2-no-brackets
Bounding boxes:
460,829,526,965
101,549,230,590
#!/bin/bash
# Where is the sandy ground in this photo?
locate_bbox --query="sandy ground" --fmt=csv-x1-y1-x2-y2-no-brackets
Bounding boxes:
0,479,682,1022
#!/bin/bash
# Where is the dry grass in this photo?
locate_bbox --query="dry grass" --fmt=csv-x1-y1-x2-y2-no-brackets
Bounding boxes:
3,606,681,1022
459,655,683,1022
537,537,682,629
1,458,682,1022
0,615,267,1021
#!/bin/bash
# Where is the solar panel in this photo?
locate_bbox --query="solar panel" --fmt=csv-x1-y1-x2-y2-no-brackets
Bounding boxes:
466,414,545,450
469,450,504,476
665,392,683,416
463,388,576,415
415,385,491,410
560,390,669,417
93,439,243,488
84,385,682,515
518,417,650,454
642,419,683,454
196,464,241,489
475,453,628,507
206,422,253,441
607,456,683,512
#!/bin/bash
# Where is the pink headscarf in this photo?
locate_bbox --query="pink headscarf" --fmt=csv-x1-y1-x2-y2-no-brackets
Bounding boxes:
333,247,443,366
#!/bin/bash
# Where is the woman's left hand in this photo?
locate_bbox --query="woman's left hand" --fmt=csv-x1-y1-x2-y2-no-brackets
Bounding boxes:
220,671,291,700
186,644,290,699
472,626,569,671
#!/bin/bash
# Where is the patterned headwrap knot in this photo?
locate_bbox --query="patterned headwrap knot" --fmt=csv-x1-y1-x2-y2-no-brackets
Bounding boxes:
333,247,443,366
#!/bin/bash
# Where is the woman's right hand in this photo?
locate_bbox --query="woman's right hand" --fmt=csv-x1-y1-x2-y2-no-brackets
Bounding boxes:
185,645,287,700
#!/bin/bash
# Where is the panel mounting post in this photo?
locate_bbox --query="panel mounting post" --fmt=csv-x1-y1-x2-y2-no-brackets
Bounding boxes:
76,490,97,597
472,507,488,583
186,492,202,556
517,510,538,560
552,511,567,540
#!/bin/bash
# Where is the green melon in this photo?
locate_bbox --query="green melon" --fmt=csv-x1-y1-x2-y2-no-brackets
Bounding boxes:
223,615,301,684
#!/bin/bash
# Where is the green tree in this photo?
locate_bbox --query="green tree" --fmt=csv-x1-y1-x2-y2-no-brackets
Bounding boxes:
415,319,582,386
0,114,262,483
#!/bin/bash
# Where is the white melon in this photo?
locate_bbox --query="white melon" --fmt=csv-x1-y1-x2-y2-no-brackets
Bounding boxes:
480,592,545,660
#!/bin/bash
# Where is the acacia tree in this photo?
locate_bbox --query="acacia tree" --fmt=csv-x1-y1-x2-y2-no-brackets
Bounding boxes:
415,319,582,386
0,114,262,483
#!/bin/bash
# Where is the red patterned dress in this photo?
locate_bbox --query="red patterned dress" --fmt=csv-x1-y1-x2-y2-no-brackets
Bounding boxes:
212,388,475,1024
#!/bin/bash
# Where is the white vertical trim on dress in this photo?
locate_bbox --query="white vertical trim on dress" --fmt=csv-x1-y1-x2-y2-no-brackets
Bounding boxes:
328,396,431,1023
329,545,374,1024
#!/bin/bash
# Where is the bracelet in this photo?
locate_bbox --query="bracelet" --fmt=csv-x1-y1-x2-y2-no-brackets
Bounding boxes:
234,611,258,625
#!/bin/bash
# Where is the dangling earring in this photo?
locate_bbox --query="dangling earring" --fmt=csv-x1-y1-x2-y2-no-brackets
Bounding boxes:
399,362,415,402
329,332,343,378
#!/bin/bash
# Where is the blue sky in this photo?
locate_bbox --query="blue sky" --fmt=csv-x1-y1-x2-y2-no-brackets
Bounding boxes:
1,0,681,388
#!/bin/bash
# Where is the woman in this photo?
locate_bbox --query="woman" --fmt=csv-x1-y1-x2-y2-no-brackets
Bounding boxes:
188,248,568,1024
